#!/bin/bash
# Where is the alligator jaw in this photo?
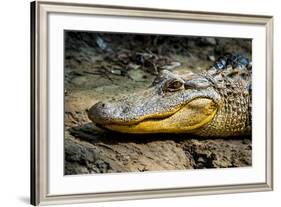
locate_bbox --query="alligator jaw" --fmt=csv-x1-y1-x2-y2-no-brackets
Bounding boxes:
101,98,217,133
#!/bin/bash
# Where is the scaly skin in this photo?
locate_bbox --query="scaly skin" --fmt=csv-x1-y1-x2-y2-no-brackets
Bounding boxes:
88,54,252,137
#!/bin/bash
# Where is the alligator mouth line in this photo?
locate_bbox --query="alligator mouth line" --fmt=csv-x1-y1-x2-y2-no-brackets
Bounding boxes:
102,103,184,126
100,113,176,127
98,98,218,134
95,115,174,131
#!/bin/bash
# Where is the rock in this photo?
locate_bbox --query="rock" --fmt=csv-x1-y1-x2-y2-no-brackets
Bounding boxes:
127,63,141,70
160,61,181,70
205,37,217,45
181,139,252,168
64,134,127,174
128,69,148,82
71,76,88,86
110,69,122,75
96,36,108,50
197,37,217,46
65,125,252,174
208,55,216,62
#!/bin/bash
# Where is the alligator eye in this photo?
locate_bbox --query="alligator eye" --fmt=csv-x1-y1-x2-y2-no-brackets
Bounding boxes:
164,79,184,92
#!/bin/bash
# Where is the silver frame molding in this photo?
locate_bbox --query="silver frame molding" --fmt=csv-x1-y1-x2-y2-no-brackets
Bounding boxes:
30,1,274,205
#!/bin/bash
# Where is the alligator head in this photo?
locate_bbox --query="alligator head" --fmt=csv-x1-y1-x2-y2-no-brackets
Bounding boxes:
88,54,251,136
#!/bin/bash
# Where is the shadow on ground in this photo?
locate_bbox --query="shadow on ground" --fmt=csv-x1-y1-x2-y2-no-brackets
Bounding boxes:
65,123,252,175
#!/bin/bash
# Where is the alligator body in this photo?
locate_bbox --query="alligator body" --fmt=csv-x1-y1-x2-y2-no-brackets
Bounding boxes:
88,54,252,137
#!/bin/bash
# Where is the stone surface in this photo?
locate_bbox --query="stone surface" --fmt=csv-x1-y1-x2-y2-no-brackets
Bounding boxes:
65,124,252,174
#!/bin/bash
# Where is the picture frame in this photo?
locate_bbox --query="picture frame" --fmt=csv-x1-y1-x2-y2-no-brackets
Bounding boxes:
31,0,273,205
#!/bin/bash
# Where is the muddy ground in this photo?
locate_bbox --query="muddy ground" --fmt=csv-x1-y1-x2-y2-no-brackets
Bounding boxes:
64,32,252,175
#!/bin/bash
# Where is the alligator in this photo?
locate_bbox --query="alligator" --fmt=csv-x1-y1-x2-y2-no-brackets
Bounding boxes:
88,54,252,137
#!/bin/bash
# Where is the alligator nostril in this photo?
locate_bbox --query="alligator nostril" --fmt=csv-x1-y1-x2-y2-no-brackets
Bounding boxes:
101,103,105,107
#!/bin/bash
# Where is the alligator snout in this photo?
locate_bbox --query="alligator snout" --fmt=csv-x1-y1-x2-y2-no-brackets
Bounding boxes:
88,101,116,124
88,100,135,124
